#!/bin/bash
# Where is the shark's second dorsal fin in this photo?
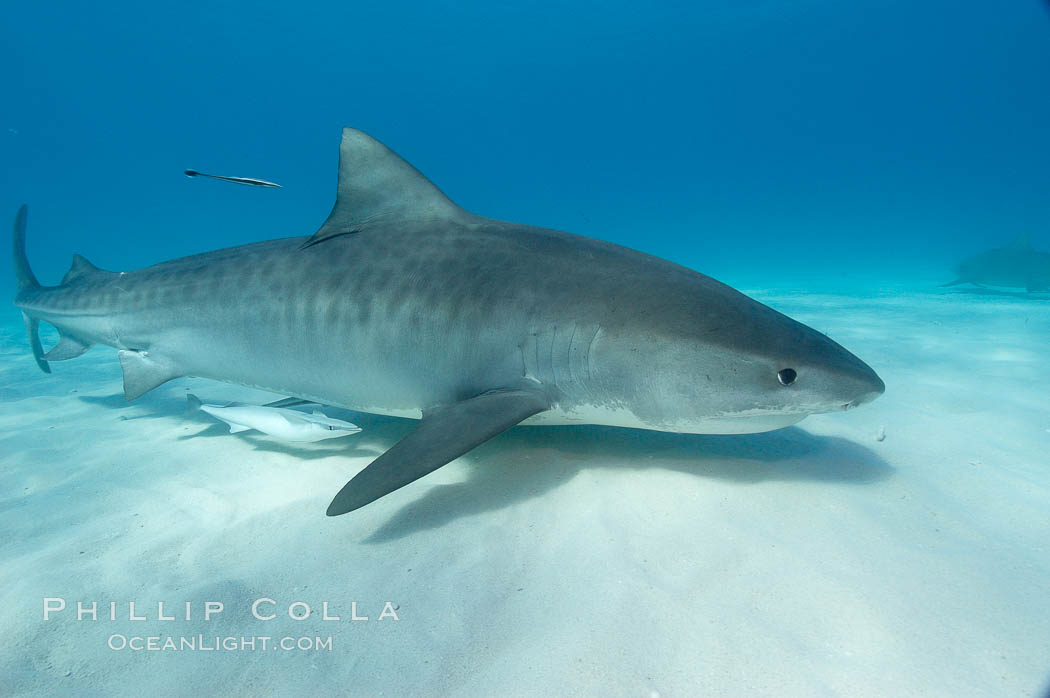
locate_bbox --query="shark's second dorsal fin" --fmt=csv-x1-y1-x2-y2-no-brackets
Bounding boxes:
61,254,110,284
301,128,469,248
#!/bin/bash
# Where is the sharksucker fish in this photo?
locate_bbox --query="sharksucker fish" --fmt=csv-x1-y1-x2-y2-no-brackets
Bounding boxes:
187,394,361,442
12,128,885,516
942,233,1050,292
184,169,282,188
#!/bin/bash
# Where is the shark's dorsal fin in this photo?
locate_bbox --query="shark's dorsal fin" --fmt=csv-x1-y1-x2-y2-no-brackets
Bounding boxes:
1006,232,1032,251
301,128,469,248
61,254,110,284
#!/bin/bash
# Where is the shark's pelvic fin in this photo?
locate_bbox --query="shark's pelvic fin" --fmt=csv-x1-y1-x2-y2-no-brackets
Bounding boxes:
227,423,251,434
301,128,470,248
44,333,91,361
118,350,182,401
61,254,111,284
326,387,551,516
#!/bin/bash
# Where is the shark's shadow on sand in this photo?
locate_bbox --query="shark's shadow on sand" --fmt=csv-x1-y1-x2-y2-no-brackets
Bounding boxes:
77,393,891,542
359,418,892,542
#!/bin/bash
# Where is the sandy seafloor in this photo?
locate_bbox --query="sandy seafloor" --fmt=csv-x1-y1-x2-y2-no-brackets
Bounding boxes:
1,277,1048,697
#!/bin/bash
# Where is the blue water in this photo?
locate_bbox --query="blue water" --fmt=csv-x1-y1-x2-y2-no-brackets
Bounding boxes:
3,0,1049,293
4,2,1050,696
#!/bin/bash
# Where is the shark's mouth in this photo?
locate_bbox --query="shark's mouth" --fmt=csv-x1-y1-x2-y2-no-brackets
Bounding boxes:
687,412,809,435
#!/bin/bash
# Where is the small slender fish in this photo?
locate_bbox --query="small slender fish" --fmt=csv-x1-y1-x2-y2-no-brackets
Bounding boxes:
184,169,282,188
188,394,361,442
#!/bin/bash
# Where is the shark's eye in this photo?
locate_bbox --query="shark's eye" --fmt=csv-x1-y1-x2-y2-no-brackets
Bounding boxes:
778,368,797,386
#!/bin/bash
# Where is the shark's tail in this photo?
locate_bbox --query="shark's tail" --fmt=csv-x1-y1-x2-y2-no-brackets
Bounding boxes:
13,205,39,293
13,206,106,372
12,205,50,374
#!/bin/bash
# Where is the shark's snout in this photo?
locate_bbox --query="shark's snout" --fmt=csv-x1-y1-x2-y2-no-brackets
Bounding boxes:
792,328,885,416
840,365,885,410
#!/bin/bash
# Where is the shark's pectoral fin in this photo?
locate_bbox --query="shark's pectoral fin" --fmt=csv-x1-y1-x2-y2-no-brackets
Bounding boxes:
44,333,91,361
326,387,552,516
227,424,252,434
276,411,306,426
117,350,182,401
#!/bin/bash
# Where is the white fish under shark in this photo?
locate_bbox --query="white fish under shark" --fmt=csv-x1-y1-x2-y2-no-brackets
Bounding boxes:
188,394,361,442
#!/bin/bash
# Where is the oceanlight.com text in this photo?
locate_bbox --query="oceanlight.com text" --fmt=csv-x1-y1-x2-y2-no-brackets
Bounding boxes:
107,634,333,652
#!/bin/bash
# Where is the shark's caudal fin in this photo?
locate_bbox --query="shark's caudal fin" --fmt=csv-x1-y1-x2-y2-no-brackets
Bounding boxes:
12,207,107,371
13,205,39,293
12,206,50,373
301,128,471,248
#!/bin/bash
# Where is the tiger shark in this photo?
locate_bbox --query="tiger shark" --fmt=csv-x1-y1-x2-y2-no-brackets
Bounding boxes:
12,128,884,516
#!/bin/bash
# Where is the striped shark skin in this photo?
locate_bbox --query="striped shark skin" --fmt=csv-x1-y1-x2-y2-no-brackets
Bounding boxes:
12,128,884,516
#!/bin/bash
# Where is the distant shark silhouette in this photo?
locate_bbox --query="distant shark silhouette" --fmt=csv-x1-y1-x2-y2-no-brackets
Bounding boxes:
942,233,1050,292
